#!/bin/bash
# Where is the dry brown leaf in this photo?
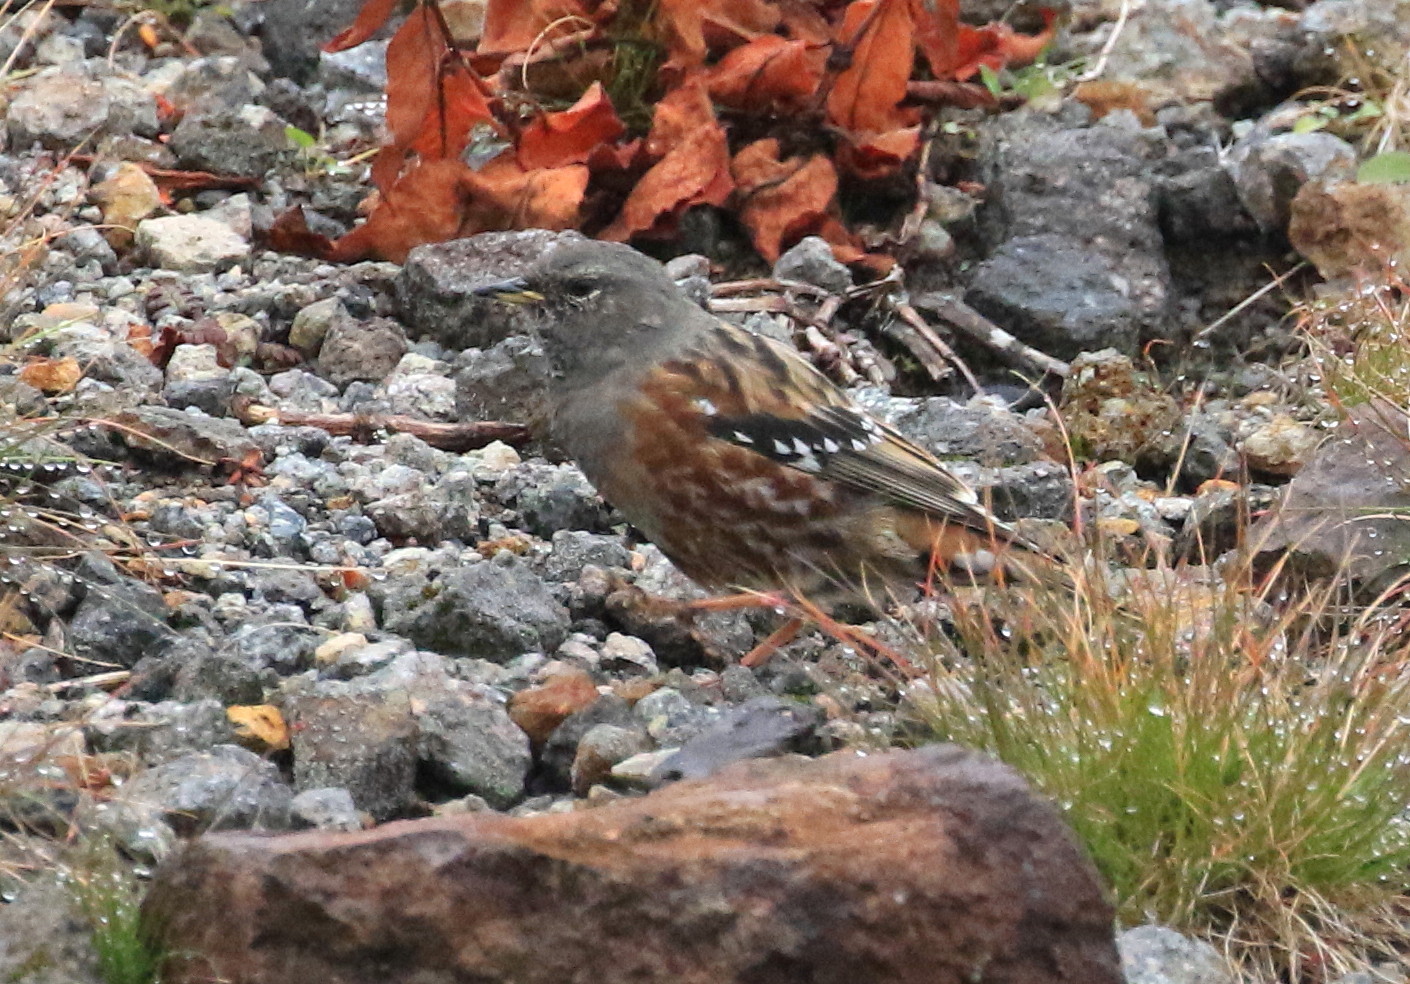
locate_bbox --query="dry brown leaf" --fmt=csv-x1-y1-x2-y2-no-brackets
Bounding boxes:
836,126,921,180
600,123,733,241
517,81,625,170
950,10,1058,81
707,35,825,113
323,0,401,53
508,669,600,745
732,139,839,263
384,6,440,153
479,0,591,57
828,0,918,134
643,77,719,159
655,0,781,69
910,0,960,79
330,159,473,263
227,704,291,752
459,156,589,234
19,357,81,394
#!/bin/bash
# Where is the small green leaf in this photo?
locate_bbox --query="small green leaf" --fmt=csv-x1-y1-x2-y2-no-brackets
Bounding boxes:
285,126,316,151
1292,114,1328,134
1345,101,1383,122
1357,151,1410,185
978,64,1003,98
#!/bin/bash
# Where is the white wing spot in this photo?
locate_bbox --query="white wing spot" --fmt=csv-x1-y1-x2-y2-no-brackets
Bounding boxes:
792,438,813,456
773,439,793,456
821,438,840,453
732,430,755,444
694,397,719,416
850,439,870,451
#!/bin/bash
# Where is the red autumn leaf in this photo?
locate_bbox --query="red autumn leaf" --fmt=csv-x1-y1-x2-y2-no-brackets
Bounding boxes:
407,60,497,161
777,0,833,45
814,216,872,266
643,77,719,159
655,0,781,69
910,0,959,79
517,81,625,171
330,158,473,263
951,10,1058,81
459,156,589,234
707,35,825,113
384,5,440,151
835,125,920,180
323,0,400,53
585,136,644,178
827,0,918,134
600,122,733,242
479,0,591,57
731,138,838,263
267,206,335,259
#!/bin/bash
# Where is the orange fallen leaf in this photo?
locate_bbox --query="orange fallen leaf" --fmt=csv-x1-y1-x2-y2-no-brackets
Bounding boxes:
643,77,719,159
707,35,825,113
406,60,497,164
330,158,473,263
600,123,733,241
323,0,400,53
384,6,441,154
1197,479,1241,496
227,704,291,752
911,0,960,79
732,139,839,263
517,81,625,170
19,357,81,394
508,669,600,745
460,155,589,234
951,9,1058,81
479,0,591,57
835,125,921,180
655,0,781,69
828,0,919,135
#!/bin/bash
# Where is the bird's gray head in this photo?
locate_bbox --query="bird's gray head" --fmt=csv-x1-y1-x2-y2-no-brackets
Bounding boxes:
474,241,694,386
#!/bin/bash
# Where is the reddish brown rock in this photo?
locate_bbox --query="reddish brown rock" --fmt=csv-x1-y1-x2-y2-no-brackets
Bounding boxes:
144,745,1120,984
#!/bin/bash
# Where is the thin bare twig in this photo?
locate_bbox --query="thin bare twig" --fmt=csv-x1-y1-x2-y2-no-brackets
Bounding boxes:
1076,0,1141,83
711,277,831,299
911,292,1071,379
1195,261,1308,341
231,398,531,452
894,300,985,394
881,311,951,383
45,670,131,694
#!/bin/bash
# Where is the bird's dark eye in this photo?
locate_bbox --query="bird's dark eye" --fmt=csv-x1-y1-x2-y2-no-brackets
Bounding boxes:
564,277,598,298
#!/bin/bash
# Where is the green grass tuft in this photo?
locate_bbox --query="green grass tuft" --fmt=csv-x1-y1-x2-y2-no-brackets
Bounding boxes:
68,858,163,984
905,552,1410,980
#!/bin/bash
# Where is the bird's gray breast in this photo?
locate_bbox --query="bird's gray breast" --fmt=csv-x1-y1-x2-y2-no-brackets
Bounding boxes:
548,369,638,492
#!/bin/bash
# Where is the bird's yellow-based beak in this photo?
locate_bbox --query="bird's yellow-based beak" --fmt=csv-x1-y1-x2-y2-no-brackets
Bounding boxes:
472,277,544,304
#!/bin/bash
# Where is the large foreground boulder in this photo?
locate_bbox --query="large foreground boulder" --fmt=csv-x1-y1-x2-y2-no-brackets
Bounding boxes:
144,744,1120,984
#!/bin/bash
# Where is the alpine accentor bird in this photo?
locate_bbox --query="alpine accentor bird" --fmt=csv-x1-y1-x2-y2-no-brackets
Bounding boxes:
476,241,1053,657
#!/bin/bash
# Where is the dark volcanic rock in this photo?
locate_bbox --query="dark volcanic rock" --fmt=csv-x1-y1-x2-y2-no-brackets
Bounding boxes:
1251,404,1408,593
396,230,586,350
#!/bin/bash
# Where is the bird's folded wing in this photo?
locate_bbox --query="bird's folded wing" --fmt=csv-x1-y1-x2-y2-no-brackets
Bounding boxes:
673,325,1017,537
